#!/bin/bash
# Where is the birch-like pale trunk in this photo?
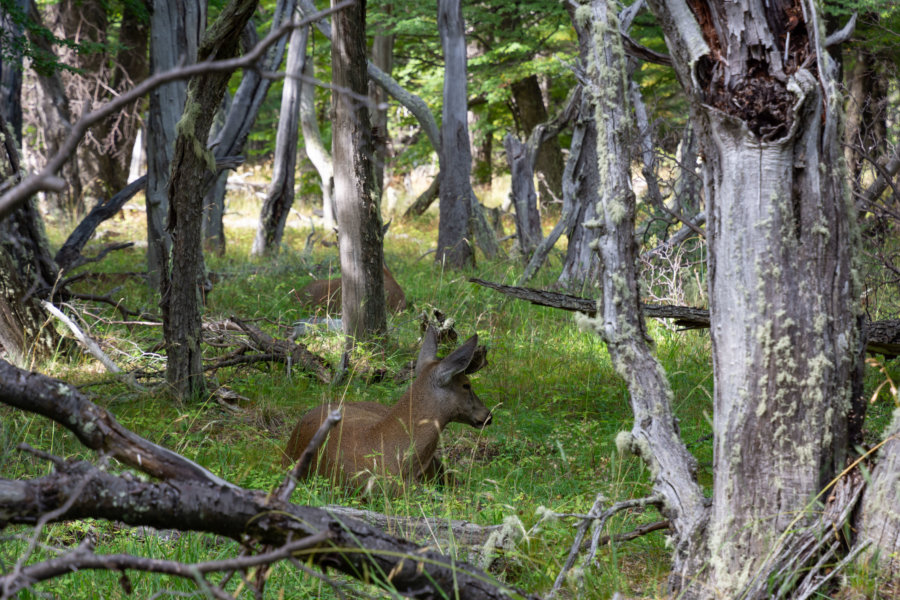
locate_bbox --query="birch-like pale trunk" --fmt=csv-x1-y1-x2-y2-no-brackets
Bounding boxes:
575,1,708,590
251,24,309,256
299,41,335,231
642,0,859,595
436,0,474,268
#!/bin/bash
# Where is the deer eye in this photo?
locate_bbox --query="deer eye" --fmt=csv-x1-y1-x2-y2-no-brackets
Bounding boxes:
462,383,471,390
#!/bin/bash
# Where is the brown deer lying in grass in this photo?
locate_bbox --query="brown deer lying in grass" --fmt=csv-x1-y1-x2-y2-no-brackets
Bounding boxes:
282,326,491,490
295,263,407,313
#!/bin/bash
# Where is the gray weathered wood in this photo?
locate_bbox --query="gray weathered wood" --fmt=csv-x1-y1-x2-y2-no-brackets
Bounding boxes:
145,0,203,290
643,0,861,595
251,24,309,256
436,0,474,268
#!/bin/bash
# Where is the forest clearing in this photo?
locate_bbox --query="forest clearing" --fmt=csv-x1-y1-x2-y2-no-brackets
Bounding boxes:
1,0,899,598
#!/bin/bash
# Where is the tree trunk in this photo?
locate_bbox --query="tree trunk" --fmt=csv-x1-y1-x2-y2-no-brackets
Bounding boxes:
202,94,231,256
47,0,108,209
0,62,61,361
857,409,900,578
22,0,85,216
251,24,309,257
299,44,335,230
575,3,708,588
843,45,888,200
503,132,543,257
510,74,564,205
643,0,859,596
161,0,258,401
369,5,394,200
332,0,386,340
468,106,493,188
436,0,474,268
145,0,204,291
205,0,297,251
555,4,602,292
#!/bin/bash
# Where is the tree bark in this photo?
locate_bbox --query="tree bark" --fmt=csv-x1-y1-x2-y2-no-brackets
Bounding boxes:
436,0,474,268
251,24,309,257
511,74,564,205
857,409,900,578
299,43,335,230
161,0,258,401
332,0,386,340
369,5,395,199
145,0,204,291
557,5,710,586
0,47,62,362
204,0,297,253
22,0,85,216
503,133,543,257
643,0,860,596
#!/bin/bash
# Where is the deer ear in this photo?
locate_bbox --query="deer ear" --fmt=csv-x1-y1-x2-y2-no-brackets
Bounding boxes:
415,326,439,376
433,334,478,386
464,344,488,374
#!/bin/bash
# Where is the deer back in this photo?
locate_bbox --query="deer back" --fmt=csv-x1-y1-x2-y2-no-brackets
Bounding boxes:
296,264,405,314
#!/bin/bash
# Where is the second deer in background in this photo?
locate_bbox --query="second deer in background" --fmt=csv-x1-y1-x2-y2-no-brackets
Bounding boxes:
295,263,407,313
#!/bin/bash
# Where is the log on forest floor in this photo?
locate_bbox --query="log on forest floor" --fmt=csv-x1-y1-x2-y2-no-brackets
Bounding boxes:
471,278,900,357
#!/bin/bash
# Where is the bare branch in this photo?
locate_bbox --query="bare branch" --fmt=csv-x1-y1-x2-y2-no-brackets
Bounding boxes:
0,1,354,220
825,12,857,47
275,409,342,502
0,359,235,488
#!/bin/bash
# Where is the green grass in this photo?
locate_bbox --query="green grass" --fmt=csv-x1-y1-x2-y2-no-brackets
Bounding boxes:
2,186,897,599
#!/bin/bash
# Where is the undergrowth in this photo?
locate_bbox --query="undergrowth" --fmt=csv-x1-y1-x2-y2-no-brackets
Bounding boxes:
1,187,897,599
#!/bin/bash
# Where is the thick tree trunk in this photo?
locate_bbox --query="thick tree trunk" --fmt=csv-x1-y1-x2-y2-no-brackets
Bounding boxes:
843,45,888,200
251,25,309,257
436,0,474,268
299,48,335,230
161,0,258,401
332,0,386,340
146,0,204,291
556,4,602,292
503,132,542,257
0,87,61,361
48,0,108,209
643,0,859,596
511,74,564,205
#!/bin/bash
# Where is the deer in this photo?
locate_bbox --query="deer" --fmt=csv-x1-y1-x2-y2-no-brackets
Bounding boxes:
282,326,492,490
295,263,407,313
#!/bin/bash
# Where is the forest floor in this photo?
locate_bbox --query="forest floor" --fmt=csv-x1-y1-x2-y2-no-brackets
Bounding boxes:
1,181,896,599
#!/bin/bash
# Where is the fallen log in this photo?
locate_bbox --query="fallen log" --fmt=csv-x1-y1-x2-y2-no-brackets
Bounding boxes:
470,278,900,357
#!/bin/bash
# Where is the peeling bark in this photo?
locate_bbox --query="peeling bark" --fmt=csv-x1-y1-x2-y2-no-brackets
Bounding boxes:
643,0,860,596
575,1,708,589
